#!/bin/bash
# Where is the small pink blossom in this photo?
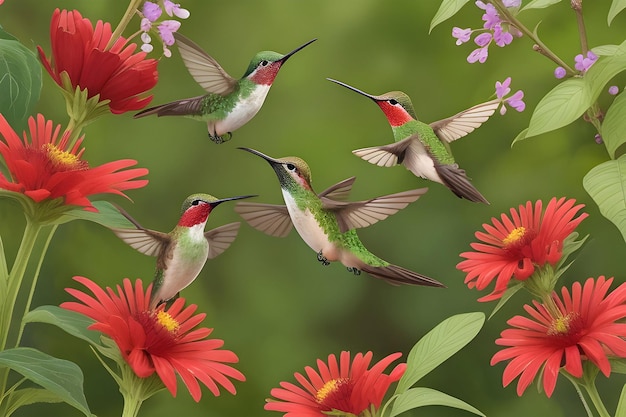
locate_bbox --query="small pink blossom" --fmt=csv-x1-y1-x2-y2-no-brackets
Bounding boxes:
467,47,489,63
164,0,190,19
452,27,472,45
554,67,566,79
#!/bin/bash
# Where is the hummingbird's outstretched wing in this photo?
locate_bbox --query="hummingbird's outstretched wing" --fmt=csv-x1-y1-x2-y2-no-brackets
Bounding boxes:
235,203,293,237
321,188,428,233
352,136,414,168
205,222,241,259
317,177,356,201
360,263,444,287
109,205,170,257
430,99,500,143
174,32,238,96
133,95,207,118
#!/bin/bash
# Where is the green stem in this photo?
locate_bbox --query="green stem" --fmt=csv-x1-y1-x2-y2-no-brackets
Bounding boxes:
108,0,143,49
121,391,143,417
583,379,612,417
571,0,589,55
562,371,594,417
490,0,574,72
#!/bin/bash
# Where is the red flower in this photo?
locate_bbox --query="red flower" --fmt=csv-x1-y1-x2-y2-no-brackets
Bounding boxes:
37,8,158,114
457,197,588,301
491,276,626,397
61,276,245,401
265,351,405,416
0,114,148,211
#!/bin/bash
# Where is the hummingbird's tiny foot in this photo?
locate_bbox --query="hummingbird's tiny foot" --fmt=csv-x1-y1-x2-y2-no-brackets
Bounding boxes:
346,267,361,275
317,250,330,266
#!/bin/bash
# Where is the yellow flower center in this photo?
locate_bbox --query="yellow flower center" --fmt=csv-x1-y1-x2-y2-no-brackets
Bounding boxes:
43,143,87,170
547,312,578,336
155,310,180,333
503,226,526,246
315,378,347,404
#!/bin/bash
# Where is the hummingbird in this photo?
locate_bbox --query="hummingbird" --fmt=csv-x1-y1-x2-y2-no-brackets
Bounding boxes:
110,193,255,308
134,33,317,144
235,147,444,288
327,78,501,204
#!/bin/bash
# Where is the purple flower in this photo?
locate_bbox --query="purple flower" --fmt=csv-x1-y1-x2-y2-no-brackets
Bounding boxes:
158,20,181,46
507,90,525,112
554,67,567,79
595,134,603,144
164,0,190,19
452,27,472,45
495,77,512,99
609,86,620,95
575,51,598,72
476,1,501,29
467,47,489,63
474,32,492,47
140,17,152,32
495,77,525,115
493,24,513,47
142,1,162,22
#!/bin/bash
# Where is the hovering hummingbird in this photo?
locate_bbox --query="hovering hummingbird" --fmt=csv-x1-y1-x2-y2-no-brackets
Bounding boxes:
327,78,501,204
134,33,316,144
235,147,444,287
111,193,255,308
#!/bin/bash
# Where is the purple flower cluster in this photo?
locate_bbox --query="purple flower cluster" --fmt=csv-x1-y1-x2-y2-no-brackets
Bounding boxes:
495,77,525,115
140,0,190,57
453,1,522,64
554,51,598,79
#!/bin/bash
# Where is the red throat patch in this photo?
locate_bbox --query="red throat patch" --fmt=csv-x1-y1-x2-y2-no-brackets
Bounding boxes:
377,101,413,127
178,203,211,227
251,63,281,85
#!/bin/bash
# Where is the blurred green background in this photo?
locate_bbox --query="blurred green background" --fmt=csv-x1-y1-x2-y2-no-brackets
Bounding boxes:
2,1,626,416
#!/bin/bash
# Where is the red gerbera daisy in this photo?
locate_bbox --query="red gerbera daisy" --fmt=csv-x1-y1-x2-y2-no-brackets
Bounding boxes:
491,276,626,397
61,276,245,401
265,351,405,416
37,8,158,114
457,197,588,301
0,114,148,211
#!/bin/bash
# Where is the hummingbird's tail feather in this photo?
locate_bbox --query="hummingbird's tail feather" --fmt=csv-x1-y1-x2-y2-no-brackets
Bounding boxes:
360,264,445,287
134,96,206,118
435,163,489,204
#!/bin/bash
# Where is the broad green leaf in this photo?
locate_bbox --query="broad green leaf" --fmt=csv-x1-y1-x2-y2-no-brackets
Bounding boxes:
429,0,471,33
394,312,485,394
602,88,626,158
593,44,621,56
0,229,7,292
57,200,135,228
24,306,100,346
608,0,626,25
5,388,64,417
583,156,626,242
526,78,590,139
0,26,18,41
390,387,485,417
521,0,561,12
511,128,528,146
610,358,626,374
0,348,91,416
488,282,524,319
610,376,626,417
0,34,42,130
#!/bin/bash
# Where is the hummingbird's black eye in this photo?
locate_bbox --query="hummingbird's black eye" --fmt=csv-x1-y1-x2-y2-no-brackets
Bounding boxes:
286,163,296,172
191,199,201,206
260,60,269,66
389,99,399,105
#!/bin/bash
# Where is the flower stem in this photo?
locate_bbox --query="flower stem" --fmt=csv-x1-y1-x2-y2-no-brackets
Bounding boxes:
108,0,144,49
571,0,589,55
562,371,594,417
583,378,611,417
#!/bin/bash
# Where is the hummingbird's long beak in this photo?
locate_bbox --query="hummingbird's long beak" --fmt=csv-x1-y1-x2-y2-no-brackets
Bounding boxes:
238,147,282,166
211,194,257,207
326,78,379,101
279,38,317,63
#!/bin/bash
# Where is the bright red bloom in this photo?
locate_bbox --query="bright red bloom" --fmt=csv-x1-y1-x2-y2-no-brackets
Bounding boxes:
265,351,405,416
457,197,588,301
0,114,148,211
37,8,158,114
61,276,245,401
491,276,626,397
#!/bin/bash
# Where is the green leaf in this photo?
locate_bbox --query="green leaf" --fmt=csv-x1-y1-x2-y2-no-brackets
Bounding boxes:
610,358,626,374
5,388,64,417
511,128,528,146
390,387,485,417
23,306,100,346
608,0,626,25
0,34,42,130
0,348,91,416
394,312,485,394
602,89,626,158
526,78,590,139
616,384,626,417
429,0,471,33
583,155,626,242
488,282,524,320
521,0,562,12
57,200,135,228
593,44,622,56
